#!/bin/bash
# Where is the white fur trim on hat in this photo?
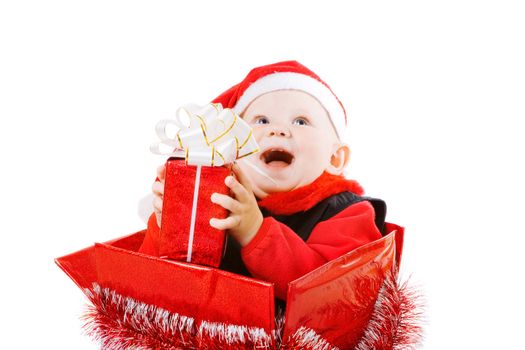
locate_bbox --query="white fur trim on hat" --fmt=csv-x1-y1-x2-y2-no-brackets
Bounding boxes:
231,72,346,139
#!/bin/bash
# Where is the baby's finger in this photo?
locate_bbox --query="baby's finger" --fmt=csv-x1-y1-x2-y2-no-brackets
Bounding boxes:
209,216,240,230
157,164,166,182
152,181,164,197
225,175,250,203
153,196,163,212
211,193,239,212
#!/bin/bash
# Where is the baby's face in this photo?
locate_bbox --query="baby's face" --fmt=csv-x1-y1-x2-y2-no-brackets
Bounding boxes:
239,90,341,199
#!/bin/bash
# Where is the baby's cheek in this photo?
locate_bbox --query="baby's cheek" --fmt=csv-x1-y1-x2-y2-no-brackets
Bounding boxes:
304,141,329,164
251,127,265,143
298,145,328,179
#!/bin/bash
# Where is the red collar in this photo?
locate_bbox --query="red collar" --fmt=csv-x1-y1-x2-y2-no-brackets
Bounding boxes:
257,172,364,215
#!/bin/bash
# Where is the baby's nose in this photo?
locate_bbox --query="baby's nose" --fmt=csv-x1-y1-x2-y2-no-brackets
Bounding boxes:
267,126,291,138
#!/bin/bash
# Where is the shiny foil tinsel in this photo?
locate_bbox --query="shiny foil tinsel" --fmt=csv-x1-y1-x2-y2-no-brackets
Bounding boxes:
81,267,423,350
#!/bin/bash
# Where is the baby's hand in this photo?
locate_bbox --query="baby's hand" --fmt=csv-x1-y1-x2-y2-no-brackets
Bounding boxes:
210,163,263,247
152,164,166,227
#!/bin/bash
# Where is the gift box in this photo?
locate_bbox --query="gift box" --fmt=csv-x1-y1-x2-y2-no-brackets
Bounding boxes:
55,223,422,349
151,103,260,268
159,158,230,267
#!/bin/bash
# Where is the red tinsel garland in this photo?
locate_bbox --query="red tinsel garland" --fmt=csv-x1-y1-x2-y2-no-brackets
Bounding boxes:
81,267,423,350
355,268,425,350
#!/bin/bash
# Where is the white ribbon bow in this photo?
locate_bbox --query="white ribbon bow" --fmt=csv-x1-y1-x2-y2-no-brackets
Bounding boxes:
151,103,259,166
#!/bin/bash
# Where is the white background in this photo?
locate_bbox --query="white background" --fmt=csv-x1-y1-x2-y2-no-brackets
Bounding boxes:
1,1,524,348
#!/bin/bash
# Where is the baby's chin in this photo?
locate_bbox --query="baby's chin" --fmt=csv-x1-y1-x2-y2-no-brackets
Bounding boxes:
251,176,311,199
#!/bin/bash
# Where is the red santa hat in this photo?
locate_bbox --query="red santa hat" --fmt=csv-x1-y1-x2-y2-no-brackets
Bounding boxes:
212,60,347,139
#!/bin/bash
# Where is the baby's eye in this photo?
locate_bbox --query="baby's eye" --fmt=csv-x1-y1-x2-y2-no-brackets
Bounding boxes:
254,116,269,125
292,117,309,126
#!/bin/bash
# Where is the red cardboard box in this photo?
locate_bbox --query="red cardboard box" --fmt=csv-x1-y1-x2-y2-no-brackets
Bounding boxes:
55,224,407,349
159,158,230,267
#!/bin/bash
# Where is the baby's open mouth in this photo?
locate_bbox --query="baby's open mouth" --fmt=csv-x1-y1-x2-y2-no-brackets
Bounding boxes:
260,148,294,166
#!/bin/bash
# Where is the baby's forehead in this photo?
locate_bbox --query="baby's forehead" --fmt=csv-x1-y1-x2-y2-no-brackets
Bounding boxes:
243,90,329,116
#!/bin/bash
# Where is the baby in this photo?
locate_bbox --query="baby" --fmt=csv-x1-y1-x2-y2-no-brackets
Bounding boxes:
139,61,386,301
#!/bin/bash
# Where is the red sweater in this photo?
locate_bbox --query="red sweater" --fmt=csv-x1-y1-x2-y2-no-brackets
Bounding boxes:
139,172,382,300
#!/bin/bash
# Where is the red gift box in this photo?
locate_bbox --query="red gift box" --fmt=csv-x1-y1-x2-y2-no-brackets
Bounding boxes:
159,158,230,267
55,223,422,349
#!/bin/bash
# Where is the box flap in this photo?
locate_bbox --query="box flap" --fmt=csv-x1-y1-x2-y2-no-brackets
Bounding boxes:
283,230,398,348
57,231,276,333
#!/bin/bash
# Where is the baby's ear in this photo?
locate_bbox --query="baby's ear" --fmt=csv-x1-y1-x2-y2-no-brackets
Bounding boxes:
325,143,350,175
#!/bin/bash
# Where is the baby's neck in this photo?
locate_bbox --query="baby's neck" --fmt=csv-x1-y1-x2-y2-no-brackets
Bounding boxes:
257,172,363,215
